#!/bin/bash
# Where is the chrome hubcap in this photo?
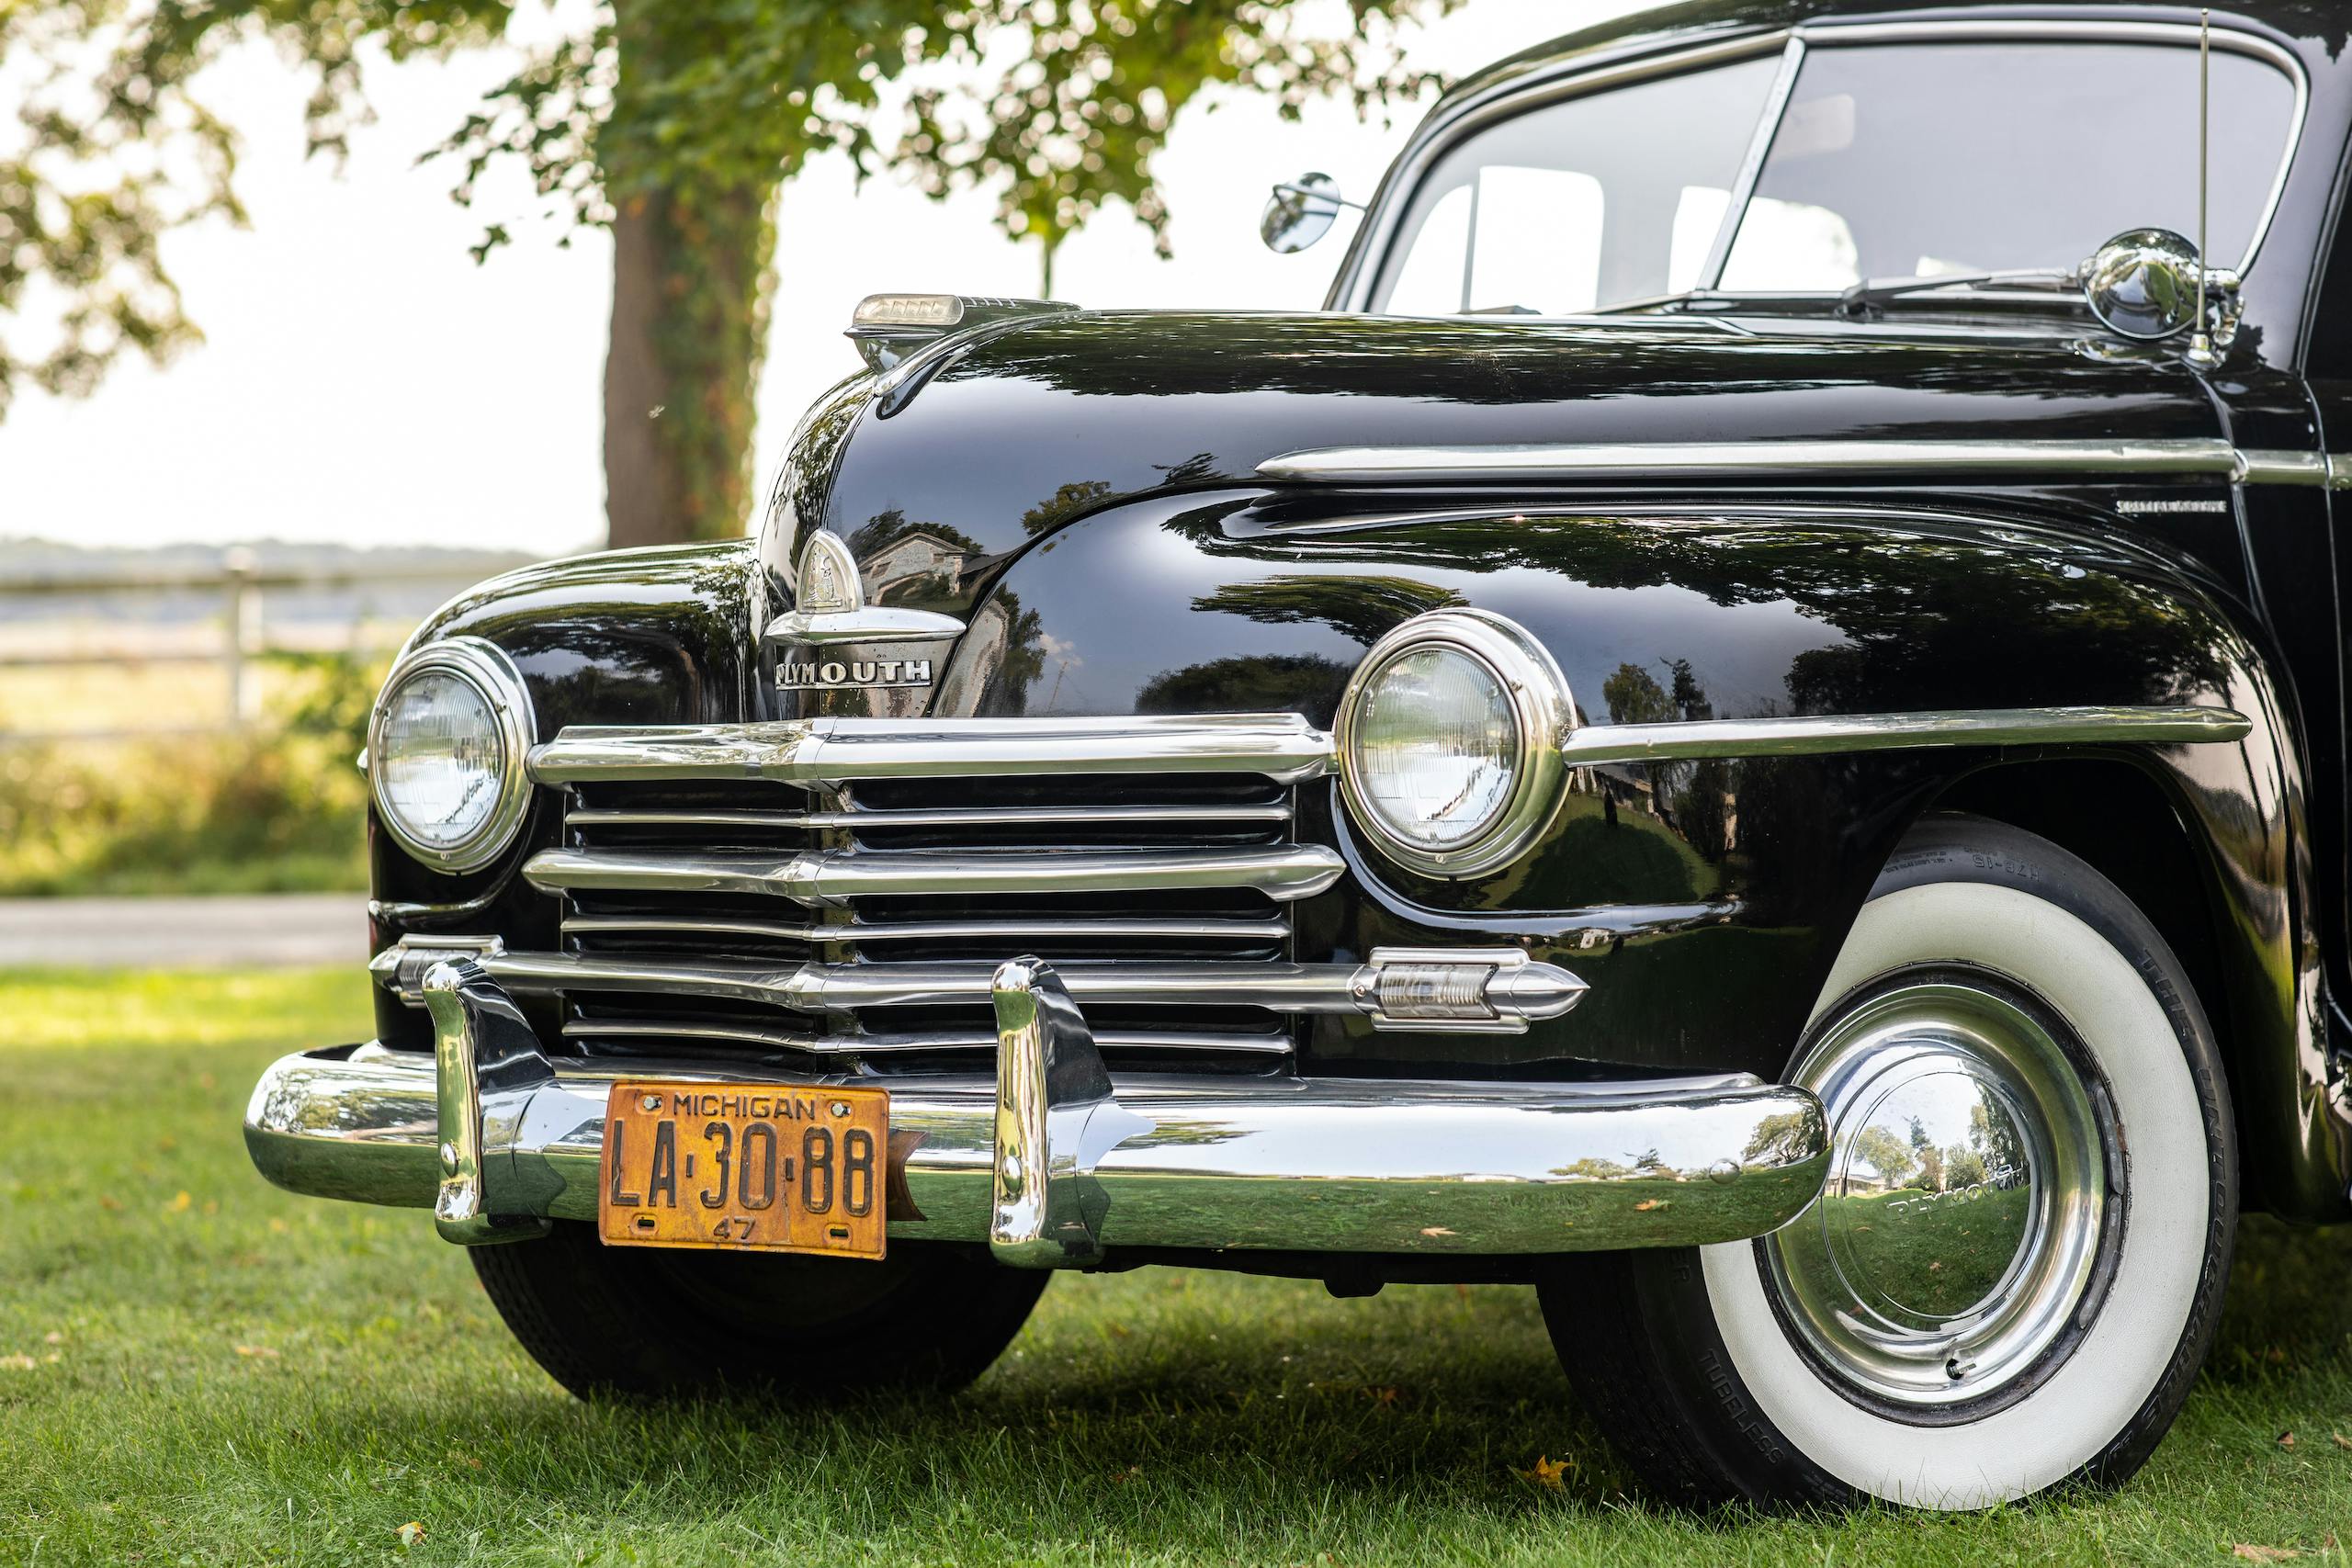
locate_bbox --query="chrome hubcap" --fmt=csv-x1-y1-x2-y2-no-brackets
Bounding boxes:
1764,976,2111,1410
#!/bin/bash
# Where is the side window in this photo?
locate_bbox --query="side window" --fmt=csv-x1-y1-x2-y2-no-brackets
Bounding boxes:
1389,169,1605,315
1371,54,1782,315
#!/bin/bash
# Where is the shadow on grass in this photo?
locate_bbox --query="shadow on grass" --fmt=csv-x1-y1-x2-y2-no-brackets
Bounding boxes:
243,1215,2352,1537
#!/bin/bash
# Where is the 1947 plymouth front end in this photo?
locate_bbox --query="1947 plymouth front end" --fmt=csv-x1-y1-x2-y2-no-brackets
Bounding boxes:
246,0,2352,1512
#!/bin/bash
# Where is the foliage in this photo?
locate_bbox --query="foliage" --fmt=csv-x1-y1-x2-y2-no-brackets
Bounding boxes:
3,968,2351,1563
4,0,1457,540
0,650,376,897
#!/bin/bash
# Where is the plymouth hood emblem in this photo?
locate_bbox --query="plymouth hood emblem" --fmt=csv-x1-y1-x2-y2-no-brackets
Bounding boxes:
766,532,964,692
778,654,935,691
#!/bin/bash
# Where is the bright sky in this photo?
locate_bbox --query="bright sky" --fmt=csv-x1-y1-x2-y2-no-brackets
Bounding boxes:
0,2,1628,558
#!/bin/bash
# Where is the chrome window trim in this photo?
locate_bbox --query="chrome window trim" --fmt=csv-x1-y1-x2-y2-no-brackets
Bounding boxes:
368,636,538,874
1338,17,2309,313
1698,35,1806,289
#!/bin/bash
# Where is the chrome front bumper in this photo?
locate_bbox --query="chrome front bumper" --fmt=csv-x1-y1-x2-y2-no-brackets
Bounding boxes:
244,958,1831,1262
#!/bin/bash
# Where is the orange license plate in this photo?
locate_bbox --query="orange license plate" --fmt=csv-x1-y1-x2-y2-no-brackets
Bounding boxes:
598,1081,888,1259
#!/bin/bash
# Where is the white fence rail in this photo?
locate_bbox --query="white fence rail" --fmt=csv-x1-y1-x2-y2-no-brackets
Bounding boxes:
0,551,504,743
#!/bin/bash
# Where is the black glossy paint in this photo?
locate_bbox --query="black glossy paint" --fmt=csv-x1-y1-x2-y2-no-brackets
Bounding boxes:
374,0,2352,1221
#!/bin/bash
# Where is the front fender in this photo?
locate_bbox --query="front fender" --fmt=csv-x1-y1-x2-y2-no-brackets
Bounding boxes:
366,540,763,1043
934,489,2338,1216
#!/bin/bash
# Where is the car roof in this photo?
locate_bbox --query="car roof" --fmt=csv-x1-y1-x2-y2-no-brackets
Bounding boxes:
1439,1,2347,114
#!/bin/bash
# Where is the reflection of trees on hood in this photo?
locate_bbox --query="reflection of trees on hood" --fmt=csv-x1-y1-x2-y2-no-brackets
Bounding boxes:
846,510,985,562
1136,654,1353,722
1175,512,2237,712
762,379,867,567
1190,574,1466,649
1023,480,1115,536
941,310,2108,409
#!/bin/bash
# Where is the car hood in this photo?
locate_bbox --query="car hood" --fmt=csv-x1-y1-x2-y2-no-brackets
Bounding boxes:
773,309,2224,616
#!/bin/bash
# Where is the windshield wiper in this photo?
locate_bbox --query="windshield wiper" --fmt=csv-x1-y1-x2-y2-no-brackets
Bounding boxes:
1580,270,2085,322
1834,268,2079,320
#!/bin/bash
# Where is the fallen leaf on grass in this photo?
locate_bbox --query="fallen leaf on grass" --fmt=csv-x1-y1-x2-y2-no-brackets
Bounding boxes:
2278,1431,2297,1449
1519,1455,1571,1490
0,1354,37,1371
1419,1226,1456,1238
233,1346,278,1359
396,1521,426,1548
2232,1547,2303,1562
2334,1433,2352,1451
1632,1199,1668,1213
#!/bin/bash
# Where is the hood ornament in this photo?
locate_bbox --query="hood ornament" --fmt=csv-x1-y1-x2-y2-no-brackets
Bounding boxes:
768,532,963,694
769,532,966,648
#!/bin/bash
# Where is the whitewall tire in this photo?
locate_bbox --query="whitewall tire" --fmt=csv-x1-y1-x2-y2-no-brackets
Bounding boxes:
1540,815,2235,1509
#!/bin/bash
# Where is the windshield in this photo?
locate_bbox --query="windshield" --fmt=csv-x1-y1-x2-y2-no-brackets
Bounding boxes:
1370,56,1783,315
1367,36,2301,317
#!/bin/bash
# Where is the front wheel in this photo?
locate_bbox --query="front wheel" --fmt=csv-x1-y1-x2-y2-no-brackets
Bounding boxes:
473,1224,1048,1402
1543,816,2236,1509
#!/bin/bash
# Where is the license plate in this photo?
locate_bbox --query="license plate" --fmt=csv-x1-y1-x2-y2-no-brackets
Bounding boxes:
597,1081,888,1259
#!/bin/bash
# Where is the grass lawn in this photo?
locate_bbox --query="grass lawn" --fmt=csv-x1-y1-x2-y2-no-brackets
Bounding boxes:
3,967,2350,1565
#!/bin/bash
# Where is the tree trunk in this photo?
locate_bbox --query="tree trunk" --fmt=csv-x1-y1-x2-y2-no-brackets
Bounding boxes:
601,183,774,549
602,1,776,549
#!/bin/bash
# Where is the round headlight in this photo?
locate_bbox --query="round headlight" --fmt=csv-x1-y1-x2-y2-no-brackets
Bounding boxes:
1337,610,1572,878
368,637,535,872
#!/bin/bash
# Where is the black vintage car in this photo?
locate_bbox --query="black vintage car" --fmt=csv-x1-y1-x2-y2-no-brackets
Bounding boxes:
246,0,2352,1510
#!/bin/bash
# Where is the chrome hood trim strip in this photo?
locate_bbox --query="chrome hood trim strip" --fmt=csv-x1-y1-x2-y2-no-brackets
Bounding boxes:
1258,438,2257,484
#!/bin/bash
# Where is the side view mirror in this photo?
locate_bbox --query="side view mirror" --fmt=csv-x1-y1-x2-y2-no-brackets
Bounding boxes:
1261,172,1348,254
2081,228,2209,341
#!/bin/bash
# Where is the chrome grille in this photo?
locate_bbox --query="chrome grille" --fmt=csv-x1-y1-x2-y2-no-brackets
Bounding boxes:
515,715,1345,1070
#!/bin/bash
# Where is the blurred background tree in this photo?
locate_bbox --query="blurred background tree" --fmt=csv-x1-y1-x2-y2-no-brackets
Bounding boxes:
1,0,1451,548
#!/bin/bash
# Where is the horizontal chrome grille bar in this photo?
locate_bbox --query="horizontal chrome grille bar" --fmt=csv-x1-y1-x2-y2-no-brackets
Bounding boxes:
481,949,1586,1026
567,801,1293,831
526,844,1344,904
560,1018,1294,1055
560,914,1294,944
530,713,1335,788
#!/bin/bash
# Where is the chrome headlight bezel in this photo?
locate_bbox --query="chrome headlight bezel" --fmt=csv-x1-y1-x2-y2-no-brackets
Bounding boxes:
1335,609,1574,879
368,636,537,874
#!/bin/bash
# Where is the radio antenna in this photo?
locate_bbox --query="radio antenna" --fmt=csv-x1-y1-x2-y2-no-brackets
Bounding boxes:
2189,7,2216,367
